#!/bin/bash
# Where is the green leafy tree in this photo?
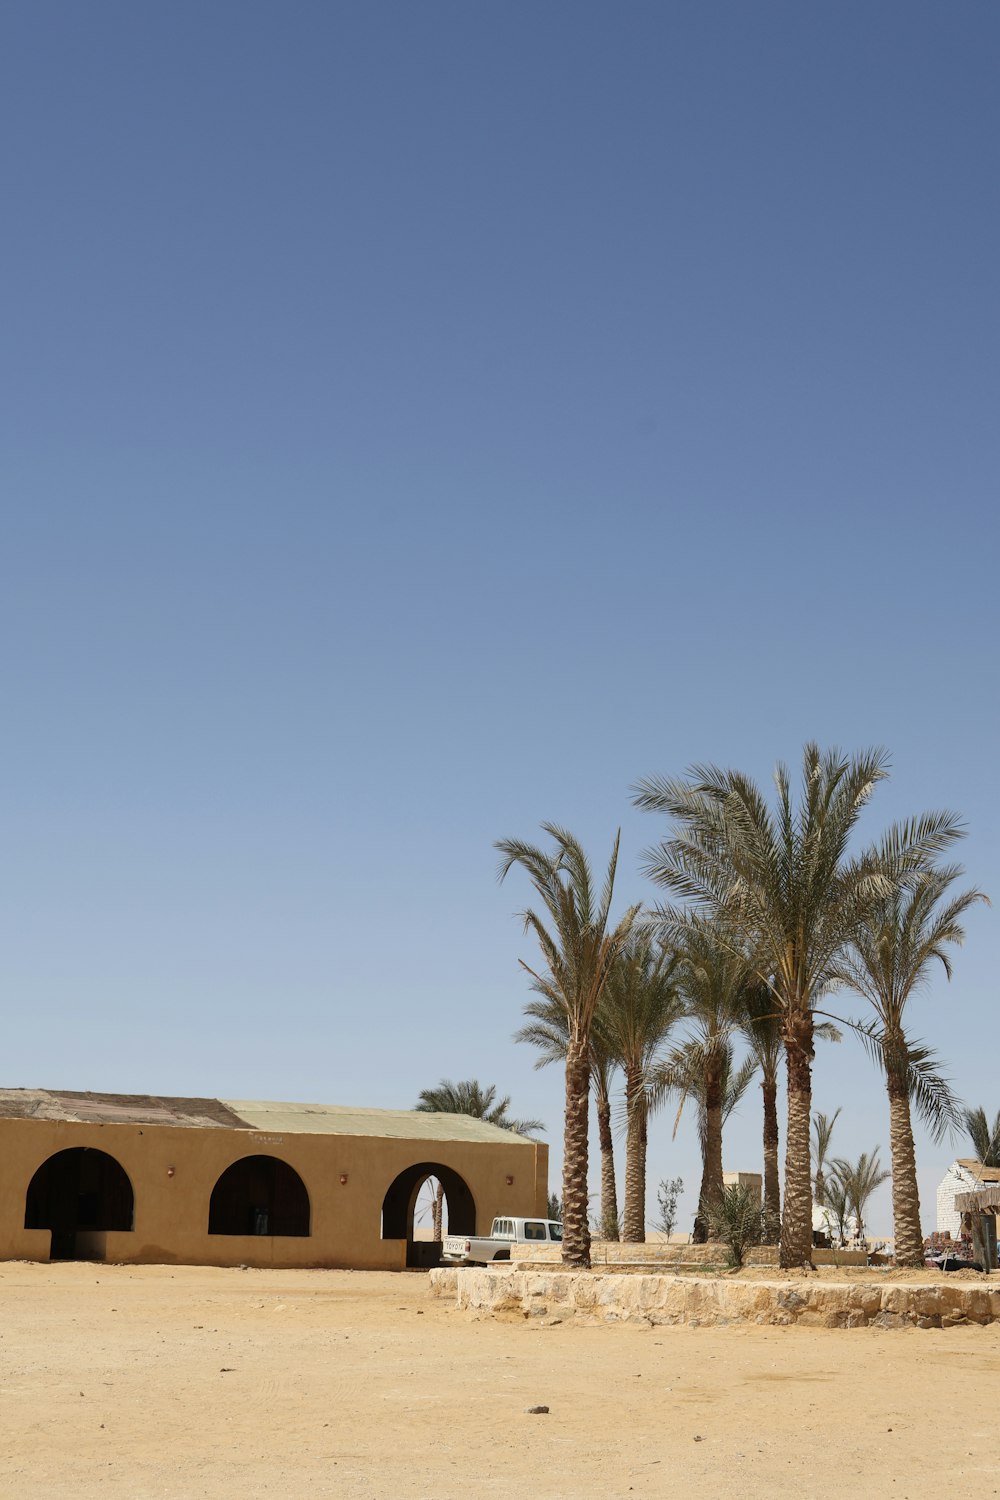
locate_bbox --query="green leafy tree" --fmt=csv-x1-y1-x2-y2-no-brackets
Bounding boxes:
497,825,639,1268
835,863,987,1265
414,1079,543,1238
634,743,961,1266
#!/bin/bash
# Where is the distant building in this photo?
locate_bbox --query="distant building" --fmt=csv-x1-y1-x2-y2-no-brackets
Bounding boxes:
722,1171,762,1200
936,1159,1000,1236
0,1087,548,1270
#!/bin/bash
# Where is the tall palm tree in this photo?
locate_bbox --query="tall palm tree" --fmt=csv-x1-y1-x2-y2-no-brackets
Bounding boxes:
598,932,683,1241
828,1149,890,1245
660,918,752,1242
588,1008,623,1240
741,987,786,1242
634,743,962,1267
515,997,622,1240
741,1006,841,1244
812,1108,842,1210
414,1079,544,1238
497,825,640,1268
835,863,986,1265
964,1106,1000,1169
667,1036,758,1241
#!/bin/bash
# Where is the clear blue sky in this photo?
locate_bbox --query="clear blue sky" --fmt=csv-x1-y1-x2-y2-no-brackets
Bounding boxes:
2,2,997,1235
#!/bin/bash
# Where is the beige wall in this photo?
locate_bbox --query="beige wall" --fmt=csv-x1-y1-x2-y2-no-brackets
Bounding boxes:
0,1117,548,1270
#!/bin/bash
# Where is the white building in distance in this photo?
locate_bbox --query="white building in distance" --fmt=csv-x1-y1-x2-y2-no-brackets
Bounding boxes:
936,1159,1000,1236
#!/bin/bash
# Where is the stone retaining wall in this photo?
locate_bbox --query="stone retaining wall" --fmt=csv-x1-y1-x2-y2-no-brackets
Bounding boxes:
428,1266,1000,1329
511,1240,738,1267
510,1243,862,1269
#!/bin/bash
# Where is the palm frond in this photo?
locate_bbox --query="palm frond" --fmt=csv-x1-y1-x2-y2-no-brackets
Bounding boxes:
850,1019,961,1144
414,1078,544,1136
964,1106,1000,1169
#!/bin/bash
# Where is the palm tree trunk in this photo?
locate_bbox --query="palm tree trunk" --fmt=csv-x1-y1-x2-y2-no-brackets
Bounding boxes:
762,1073,781,1243
595,1091,619,1241
622,1065,646,1242
432,1179,444,1241
780,1010,814,1268
639,1106,648,1237
887,1070,924,1268
561,1034,592,1268
694,1059,724,1244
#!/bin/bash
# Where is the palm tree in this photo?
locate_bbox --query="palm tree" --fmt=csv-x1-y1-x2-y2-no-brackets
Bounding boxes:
634,743,962,1267
835,863,986,1265
598,931,683,1241
812,1108,842,1210
964,1106,1000,1169
515,997,622,1240
660,918,753,1242
828,1149,890,1245
741,987,786,1243
740,1006,842,1244
667,1035,757,1241
415,1079,544,1238
821,1172,853,1246
497,825,640,1268
415,1079,544,1134
588,1012,623,1240
705,1182,767,1268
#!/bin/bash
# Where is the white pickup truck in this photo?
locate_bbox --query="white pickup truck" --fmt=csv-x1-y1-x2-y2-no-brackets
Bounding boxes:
442,1216,563,1266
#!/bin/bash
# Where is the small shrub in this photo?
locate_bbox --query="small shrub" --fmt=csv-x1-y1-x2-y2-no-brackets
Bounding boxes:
651,1177,684,1239
590,1202,622,1239
602,1205,624,1240
705,1184,766,1268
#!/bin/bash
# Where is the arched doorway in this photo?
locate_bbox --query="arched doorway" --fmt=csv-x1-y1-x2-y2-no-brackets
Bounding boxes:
208,1155,310,1237
381,1161,475,1268
24,1147,134,1260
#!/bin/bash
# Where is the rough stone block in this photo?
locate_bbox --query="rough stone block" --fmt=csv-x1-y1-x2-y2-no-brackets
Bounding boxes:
434,1267,1000,1331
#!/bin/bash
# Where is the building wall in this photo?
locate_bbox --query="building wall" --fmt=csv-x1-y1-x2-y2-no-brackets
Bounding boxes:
0,1116,548,1269
722,1172,762,1201
937,1161,976,1237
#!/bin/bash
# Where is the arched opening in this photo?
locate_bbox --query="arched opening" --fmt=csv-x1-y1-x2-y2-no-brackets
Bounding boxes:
380,1161,476,1268
208,1155,310,1237
24,1147,134,1260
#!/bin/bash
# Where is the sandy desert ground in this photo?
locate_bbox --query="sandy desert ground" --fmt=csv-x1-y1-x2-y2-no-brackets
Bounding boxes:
1,1261,998,1500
